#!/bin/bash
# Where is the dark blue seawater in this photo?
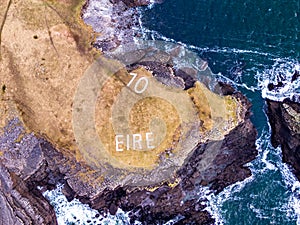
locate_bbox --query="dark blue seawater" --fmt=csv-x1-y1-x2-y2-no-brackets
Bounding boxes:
140,0,300,224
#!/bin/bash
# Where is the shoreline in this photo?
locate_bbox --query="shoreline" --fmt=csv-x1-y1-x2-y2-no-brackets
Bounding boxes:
0,0,260,224
81,0,154,51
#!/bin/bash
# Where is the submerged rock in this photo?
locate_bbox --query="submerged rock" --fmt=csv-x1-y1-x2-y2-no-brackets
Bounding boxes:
111,0,159,7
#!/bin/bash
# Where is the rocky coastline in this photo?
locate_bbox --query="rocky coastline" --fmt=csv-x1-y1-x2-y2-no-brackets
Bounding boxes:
82,0,154,51
0,86,257,224
0,0,258,224
265,66,300,181
267,98,300,180
87,95,257,224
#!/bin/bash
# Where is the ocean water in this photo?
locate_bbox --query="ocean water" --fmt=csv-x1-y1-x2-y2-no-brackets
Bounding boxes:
44,0,300,224
140,0,300,224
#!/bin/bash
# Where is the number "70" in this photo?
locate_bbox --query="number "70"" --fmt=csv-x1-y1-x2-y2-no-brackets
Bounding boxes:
127,73,149,94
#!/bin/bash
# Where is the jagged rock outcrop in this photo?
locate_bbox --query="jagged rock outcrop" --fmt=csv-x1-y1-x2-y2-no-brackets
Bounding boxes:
266,66,300,180
82,0,162,51
267,99,300,179
0,119,57,225
111,0,158,7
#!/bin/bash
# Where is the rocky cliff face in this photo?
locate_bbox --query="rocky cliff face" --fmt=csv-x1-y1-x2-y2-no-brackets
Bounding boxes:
87,100,257,224
0,119,58,225
0,87,257,224
267,99,300,180
0,0,258,224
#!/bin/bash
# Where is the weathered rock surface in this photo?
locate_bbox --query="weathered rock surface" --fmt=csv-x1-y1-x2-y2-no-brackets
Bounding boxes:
266,66,300,180
88,101,257,224
82,0,161,51
267,99,300,180
0,0,94,223
0,82,257,225
0,0,258,224
111,0,159,7
0,119,57,225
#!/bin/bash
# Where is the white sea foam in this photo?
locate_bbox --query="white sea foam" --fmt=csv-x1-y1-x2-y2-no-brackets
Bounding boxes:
201,187,225,225
255,130,278,173
215,72,259,92
258,59,300,102
204,175,255,225
136,21,278,59
255,128,300,223
209,132,270,211
280,162,300,224
43,184,141,225
249,204,269,220
147,0,157,9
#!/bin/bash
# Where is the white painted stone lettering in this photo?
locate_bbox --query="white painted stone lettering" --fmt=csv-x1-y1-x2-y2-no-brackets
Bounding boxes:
132,133,143,150
126,134,130,150
127,73,149,94
146,132,155,149
115,133,156,151
115,134,124,152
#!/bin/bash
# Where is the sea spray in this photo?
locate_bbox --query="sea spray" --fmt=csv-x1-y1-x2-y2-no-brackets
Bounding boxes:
43,184,140,225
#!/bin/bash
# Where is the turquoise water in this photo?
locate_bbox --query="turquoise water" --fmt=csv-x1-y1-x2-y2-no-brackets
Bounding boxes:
141,0,300,224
